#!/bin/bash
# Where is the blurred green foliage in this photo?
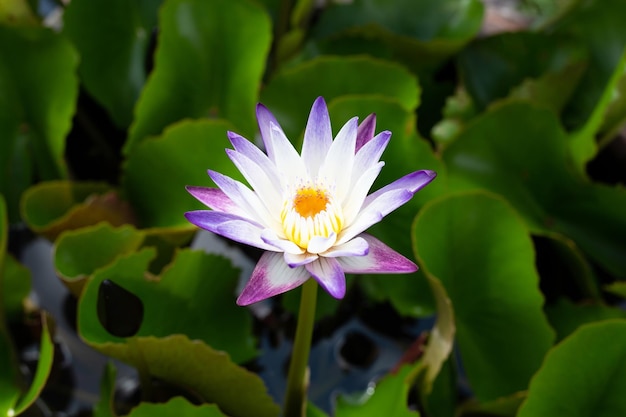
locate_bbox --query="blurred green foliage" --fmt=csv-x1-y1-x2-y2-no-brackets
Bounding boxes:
1,0,626,416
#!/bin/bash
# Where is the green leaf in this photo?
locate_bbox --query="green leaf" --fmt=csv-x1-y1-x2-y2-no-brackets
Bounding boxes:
94,362,117,417
78,247,257,363
567,51,626,171
2,256,31,323
335,365,418,416
125,0,272,153
544,298,626,342
21,181,133,241
99,335,279,417
0,25,78,222
0,194,6,273
414,275,455,394
308,0,483,72
261,56,420,140
122,119,245,230
11,313,55,416
0,332,20,416
598,68,626,146
127,396,228,417
54,222,145,295
63,0,161,127
552,0,626,131
413,191,555,401
517,320,626,417
604,282,626,299
457,32,587,112
443,102,626,278
534,233,601,302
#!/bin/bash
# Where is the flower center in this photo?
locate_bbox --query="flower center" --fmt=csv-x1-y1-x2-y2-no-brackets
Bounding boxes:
293,188,328,218
281,185,344,251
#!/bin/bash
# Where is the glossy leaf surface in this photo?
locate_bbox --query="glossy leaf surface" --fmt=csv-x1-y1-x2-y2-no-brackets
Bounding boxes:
126,0,271,152
518,320,626,417
413,191,555,400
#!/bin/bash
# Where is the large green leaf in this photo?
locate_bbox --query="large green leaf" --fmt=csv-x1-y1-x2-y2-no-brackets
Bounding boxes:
54,222,145,295
11,314,54,416
260,56,420,140
335,365,418,417
457,32,587,112
95,335,278,417
63,0,162,127
308,0,483,72
413,191,555,401
122,119,245,230
547,0,626,169
544,298,626,342
0,312,54,417
125,0,271,153
78,247,256,363
0,25,78,222
443,102,626,278
2,256,31,323
517,320,626,417
21,181,132,241
128,397,228,417
552,0,626,131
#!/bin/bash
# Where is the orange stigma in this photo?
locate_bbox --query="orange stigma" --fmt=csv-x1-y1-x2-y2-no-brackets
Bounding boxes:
293,187,329,218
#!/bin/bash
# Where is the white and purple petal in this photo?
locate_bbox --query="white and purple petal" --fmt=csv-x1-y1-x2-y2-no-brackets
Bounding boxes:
352,131,390,180
208,170,274,227
237,252,310,305
355,113,376,152
336,234,417,274
227,131,281,186
184,210,277,252
301,97,333,177
185,186,246,217
305,257,346,299
340,170,437,243
364,170,437,206
256,103,283,162
284,252,319,268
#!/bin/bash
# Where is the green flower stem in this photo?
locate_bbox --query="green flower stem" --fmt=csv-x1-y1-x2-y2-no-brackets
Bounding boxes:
283,278,318,417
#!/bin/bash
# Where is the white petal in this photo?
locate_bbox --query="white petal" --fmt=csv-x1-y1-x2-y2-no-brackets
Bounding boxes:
307,232,337,254
341,161,384,226
323,236,369,257
226,148,283,215
269,122,307,185
261,229,304,255
319,117,357,201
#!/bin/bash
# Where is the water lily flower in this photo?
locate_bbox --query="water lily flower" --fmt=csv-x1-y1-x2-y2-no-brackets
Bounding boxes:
185,97,436,305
